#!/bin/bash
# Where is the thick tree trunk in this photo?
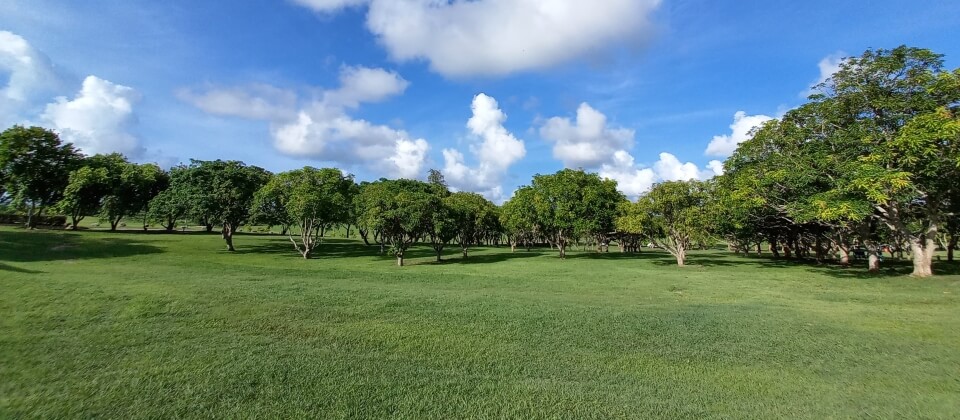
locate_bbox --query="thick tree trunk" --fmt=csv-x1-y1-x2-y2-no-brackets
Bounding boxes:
868,252,880,272
70,215,82,230
770,238,780,258
838,247,850,265
948,234,957,262
396,254,404,267
909,239,934,277
205,224,214,233
435,248,442,262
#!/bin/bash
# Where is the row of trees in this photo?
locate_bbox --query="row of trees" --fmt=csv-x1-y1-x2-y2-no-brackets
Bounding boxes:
1,46,957,276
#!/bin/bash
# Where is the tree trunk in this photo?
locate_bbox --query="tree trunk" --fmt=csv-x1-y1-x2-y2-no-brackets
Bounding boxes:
909,239,934,277
110,217,121,231
868,252,880,272
222,224,235,251
755,242,762,256
838,247,850,265
675,248,686,267
769,238,780,258
205,224,214,233
436,248,442,262
397,254,404,267
70,215,82,230
948,234,957,262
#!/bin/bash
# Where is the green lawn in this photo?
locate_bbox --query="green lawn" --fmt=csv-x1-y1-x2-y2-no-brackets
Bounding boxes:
1,226,959,418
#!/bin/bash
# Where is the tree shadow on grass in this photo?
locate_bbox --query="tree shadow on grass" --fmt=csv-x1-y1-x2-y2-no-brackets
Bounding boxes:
0,229,164,263
0,262,43,273
668,252,960,279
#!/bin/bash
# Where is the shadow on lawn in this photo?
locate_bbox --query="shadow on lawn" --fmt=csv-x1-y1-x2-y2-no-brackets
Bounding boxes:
0,228,164,264
669,253,960,279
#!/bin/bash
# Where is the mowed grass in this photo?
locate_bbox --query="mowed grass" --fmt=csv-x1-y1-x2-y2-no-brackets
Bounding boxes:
1,226,959,418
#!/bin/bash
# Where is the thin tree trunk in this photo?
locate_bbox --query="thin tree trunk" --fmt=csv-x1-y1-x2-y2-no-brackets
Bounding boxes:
948,234,957,262
222,224,235,251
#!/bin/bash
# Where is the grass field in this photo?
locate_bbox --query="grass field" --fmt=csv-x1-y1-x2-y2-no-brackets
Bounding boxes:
2,226,959,418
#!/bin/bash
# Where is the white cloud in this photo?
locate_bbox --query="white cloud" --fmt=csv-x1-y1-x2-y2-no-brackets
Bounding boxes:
443,93,526,201
600,151,723,199
0,30,62,126
183,66,427,178
540,102,634,168
703,111,773,157
42,75,143,156
176,84,297,120
805,52,846,96
292,0,369,13
324,66,409,108
294,0,661,77
598,151,657,198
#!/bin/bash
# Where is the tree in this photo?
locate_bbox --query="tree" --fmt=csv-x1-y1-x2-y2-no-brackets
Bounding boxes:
254,167,355,259
148,188,191,232
100,161,168,231
500,186,538,252
528,169,623,259
0,126,81,228
810,46,960,277
618,180,713,266
446,191,497,258
356,179,436,266
180,160,270,251
57,166,109,229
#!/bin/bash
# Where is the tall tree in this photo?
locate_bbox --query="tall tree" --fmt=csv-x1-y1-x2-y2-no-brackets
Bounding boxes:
100,161,167,231
0,126,81,228
810,46,960,276
500,186,538,252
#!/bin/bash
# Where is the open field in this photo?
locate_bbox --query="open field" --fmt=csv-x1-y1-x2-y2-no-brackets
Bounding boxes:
2,226,959,418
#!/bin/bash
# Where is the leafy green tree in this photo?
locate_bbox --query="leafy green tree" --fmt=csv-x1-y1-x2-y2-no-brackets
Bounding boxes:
0,126,81,228
618,180,713,266
254,167,355,259
57,166,109,229
100,161,168,231
356,179,436,266
528,169,623,259
148,188,191,232
178,160,270,251
808,46,960,276
500,186,539,252
446,191,497,258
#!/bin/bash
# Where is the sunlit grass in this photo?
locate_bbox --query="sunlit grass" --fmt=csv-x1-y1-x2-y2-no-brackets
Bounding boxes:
1,226,958,418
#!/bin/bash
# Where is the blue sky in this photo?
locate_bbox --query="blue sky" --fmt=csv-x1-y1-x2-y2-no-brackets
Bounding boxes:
2,0,958,200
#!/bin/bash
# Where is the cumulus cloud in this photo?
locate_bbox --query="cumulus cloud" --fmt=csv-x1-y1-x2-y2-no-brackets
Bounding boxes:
0,30,63,126
536,102,721,198
540,102,633,168
600,151,722,199
443,93,526,202
41,75,143,157
183,66,428,178
294,0,661,77
703,111,773,157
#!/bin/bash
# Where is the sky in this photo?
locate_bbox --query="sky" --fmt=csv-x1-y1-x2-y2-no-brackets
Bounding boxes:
1,0,958,202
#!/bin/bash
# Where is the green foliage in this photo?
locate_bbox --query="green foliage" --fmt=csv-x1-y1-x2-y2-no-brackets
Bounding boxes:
355,178,437,265
171,160,271,250
57,165,109,229
619,180,713,265
444,191,498,257
527,169,624,258
254,167,355,258
0,126,81,224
